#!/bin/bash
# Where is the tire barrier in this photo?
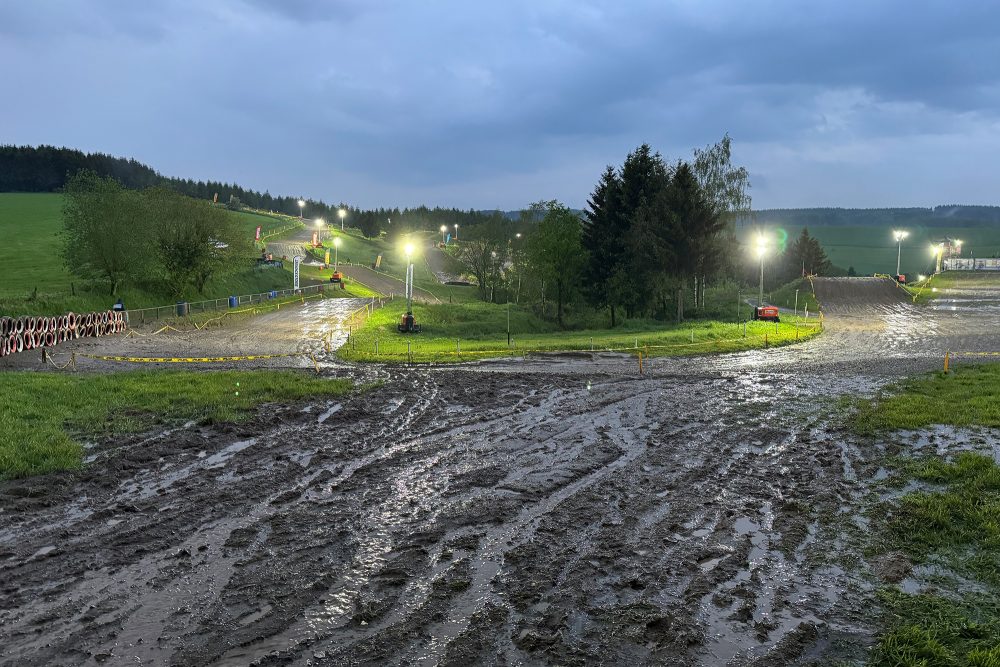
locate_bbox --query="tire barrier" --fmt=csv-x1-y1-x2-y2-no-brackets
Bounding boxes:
0,310,128,359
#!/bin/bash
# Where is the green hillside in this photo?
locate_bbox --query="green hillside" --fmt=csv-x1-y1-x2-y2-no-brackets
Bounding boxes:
738,224,1000,278
0,193,346,316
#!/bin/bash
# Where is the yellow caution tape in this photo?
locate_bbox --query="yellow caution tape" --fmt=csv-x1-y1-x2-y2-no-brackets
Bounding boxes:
79,353,303,363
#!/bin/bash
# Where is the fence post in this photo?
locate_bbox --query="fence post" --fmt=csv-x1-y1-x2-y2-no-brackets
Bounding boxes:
457,338,461,355
375,339,379,356
944,351,950,373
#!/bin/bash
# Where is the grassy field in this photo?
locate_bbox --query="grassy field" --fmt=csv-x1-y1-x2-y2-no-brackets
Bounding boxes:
855,365,1000,664
0,193,334,316
337,298,821,363
769,277,821,314
0,370,353,479
739,224,1000,277
851,364,1000,432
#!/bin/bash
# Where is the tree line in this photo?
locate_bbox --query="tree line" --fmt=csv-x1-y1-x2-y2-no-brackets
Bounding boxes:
1,144,524,240
62,171,251,296
457,137,754,326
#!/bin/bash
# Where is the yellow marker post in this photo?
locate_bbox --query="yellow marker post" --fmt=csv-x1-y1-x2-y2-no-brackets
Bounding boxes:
944,351,950,373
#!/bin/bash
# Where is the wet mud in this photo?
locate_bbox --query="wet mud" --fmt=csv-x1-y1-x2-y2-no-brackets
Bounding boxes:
4,277,1000,665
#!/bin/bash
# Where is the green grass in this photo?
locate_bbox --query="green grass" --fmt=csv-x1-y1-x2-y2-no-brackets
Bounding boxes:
0,193,326,316
857,366,1000,665
337,298,821,363
742,224,1000,277
0,370,353,479
0,192,71,296
851,364,1000,432
770,278,821,314
868,453,1000,665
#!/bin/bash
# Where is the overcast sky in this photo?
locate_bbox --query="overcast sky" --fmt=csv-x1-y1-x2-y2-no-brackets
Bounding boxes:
3,1,999,210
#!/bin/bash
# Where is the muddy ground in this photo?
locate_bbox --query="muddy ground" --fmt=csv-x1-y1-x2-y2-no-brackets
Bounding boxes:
3,277,1000,666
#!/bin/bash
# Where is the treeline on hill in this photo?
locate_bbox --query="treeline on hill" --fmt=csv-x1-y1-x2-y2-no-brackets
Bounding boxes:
62,171,252,296
0,144,517,239
753,205,1000,228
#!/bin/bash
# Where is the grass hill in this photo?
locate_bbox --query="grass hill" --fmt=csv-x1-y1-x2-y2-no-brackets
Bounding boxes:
0,193,331,317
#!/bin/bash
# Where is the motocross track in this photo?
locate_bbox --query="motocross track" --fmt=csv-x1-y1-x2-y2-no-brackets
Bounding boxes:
3,277,1000,666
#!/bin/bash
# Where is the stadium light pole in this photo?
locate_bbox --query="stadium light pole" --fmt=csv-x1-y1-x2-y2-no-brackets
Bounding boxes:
440,225,448,243
333,237,341,271
338,208,347,231
298,199,305,219
404,243,415,314
756,235,767,307
454,223,459,240
893,230,909,277
315,218,324,246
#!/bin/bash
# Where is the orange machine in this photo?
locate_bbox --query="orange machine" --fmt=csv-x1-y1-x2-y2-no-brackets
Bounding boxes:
753,305,780,322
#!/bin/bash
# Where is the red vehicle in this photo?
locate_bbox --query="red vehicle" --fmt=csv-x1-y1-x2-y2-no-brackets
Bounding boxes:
329,271,346,289
753,305,780,322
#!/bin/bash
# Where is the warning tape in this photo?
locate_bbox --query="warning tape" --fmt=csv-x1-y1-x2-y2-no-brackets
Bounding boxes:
951,351,1000,357
78,353,303,363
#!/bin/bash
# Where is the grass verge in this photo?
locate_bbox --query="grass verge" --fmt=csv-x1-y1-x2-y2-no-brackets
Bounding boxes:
855,365,1000,665
0,370,352,479
850,364,1000,432
868,453,1000,665
337,298,821,363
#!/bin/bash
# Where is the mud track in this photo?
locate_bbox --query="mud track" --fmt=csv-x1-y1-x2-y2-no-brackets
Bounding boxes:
3,278,1000,665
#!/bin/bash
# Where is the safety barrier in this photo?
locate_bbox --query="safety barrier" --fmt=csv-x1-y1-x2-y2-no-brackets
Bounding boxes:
0,310,128,358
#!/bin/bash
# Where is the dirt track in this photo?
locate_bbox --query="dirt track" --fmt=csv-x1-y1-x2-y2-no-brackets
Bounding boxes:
3,278,1000,665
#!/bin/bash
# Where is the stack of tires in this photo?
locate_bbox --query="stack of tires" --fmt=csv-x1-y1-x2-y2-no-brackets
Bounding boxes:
0,310,128,358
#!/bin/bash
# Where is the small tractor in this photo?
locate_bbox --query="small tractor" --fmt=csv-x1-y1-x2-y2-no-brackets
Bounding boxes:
398,311,421,333
329,271,346,289
752,305,781,323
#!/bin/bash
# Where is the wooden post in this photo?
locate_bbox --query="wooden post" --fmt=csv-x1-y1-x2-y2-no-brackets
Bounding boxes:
638,350,643,375
944,351,950,373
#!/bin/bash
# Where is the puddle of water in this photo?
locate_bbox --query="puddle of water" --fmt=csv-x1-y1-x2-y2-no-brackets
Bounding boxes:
204,439,257,468
317,404,342,424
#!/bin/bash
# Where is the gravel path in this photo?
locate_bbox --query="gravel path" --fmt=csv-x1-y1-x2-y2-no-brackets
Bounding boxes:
3,277,1000,665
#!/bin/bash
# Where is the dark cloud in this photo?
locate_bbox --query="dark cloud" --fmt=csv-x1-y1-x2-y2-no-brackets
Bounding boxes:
2,0,1000,209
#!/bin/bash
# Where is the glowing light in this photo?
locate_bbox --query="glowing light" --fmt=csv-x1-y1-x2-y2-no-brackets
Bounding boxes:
440,225,447,233
315,218,324,228
338,208,346,219
298,200,305,207
893,230,909,242
917,274,926,282
755,234,767,258
333,237,341,248
404,242,414,257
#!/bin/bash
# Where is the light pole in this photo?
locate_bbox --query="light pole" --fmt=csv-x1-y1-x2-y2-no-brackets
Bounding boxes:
315,218,324,247
333,237,341,271
756,234,767,307
893,230,909,277
298,199,305,219
454,223,459,240
404,243,414,315
338,208,347,231
440,225,448,244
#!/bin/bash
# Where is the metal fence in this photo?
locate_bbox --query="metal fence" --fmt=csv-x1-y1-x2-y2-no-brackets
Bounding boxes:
127,283,330,324
943,258,1000,271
